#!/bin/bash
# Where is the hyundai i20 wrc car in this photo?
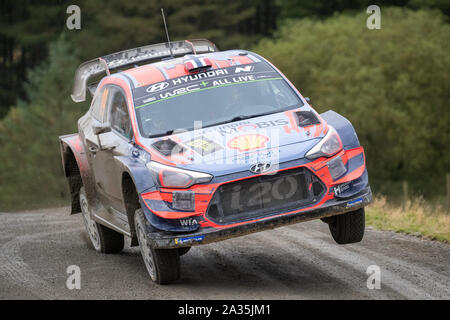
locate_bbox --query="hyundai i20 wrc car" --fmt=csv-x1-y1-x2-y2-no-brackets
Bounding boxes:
59,39,372,284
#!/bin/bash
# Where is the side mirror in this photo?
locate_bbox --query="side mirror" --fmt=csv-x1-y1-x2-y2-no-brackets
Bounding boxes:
305,97,311,103
93,122,111,135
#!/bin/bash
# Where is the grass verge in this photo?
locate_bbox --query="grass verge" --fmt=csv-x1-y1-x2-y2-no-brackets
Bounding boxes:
366,196,450,242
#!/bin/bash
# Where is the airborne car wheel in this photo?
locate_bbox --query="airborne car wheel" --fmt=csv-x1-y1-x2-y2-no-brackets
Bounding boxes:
134,209,180,284
79,187,124,253
328,207,365,244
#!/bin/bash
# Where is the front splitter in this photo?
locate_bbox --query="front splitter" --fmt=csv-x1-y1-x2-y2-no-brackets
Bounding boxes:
145,186,372,249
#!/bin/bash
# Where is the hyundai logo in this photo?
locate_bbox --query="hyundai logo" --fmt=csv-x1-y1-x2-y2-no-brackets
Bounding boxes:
250,162,272,174
146,81,169,93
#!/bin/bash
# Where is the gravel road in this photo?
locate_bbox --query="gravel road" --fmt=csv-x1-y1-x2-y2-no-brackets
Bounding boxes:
0,207,448,300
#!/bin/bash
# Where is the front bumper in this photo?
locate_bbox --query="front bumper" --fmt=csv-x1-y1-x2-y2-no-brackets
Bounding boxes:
143,185,372,249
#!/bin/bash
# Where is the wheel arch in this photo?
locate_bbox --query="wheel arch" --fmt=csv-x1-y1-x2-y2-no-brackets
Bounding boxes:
63,147,82,213
121,171,140,246
115,155,156,246
320,110,360,150
59,133,95,214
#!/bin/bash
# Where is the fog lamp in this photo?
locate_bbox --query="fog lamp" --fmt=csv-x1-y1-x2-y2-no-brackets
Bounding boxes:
327,156,346,180
172,191,195,211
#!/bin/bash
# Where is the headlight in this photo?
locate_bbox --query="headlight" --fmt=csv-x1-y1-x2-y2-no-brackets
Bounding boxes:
305,126,342,160
146,161,213,188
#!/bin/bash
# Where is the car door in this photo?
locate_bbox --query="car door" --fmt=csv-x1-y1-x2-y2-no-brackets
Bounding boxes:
86,85,133,213
80,85,110,193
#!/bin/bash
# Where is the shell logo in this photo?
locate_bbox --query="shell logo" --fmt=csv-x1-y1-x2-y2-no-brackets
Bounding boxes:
227,134,269,152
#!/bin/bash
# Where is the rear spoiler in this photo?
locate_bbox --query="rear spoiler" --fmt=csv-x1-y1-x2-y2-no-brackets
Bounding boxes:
71,39,218,102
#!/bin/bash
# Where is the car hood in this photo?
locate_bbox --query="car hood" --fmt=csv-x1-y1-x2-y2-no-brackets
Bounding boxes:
143,109,327,176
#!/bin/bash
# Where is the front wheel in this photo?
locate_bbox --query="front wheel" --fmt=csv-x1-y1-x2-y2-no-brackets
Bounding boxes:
134,209,180,284
328,207,365,244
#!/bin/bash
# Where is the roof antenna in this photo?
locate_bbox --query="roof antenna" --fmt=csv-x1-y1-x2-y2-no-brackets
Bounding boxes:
161,8,174,58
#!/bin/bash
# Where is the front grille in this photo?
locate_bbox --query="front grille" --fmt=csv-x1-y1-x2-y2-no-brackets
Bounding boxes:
206,167,326,224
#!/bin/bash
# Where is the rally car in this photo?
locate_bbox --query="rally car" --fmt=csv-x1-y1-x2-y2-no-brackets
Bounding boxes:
60,39,372,284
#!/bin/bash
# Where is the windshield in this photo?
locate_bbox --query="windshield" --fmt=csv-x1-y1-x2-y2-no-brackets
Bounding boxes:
133,62,303,138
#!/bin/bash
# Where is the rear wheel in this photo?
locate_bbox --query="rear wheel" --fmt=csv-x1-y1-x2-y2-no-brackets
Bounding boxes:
328,207,365,244
79,187,124,253
134,209,180,284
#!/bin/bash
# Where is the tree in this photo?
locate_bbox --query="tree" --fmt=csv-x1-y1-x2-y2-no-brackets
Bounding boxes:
0,0,68,117
0,36,86,210
253,8,450,196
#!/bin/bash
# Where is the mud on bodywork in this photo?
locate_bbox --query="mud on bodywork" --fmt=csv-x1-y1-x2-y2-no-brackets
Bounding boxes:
59,43,371,250
59,133,92,214
142,185,372,249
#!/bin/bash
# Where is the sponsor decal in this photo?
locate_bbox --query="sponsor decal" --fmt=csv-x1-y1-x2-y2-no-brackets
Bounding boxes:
172,68,228,85
146,81,169,93
234,65,254,73
142,96,156,103
179,218,198,227
185,137,222,155
250,162,272,174
136,75,282,109
237,123,258,131
334,182,351,196
211,75,256,86
159,84,201,99
228,134,269,152
347,197,363,207
133,62,281,109
174,235,204,245
233,149,279,164
217,119,288,136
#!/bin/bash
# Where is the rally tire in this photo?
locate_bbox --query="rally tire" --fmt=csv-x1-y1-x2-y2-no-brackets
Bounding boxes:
328,207,365,244
79,187,124,253
97,224,125,253
178,247,191,256
134,209,180,284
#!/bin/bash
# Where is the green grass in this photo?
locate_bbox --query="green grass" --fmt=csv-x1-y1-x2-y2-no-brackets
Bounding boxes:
366,196,450,242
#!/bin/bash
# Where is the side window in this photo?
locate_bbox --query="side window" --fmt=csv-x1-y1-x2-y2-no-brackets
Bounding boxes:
91,87,109,122
108,87,132,139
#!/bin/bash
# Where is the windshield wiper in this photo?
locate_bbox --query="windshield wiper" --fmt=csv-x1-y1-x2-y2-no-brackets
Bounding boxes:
202,111,279,129
147,110,288,138
148,127,196,138
230,115,251,121
149,116,255,137
148,129,176,138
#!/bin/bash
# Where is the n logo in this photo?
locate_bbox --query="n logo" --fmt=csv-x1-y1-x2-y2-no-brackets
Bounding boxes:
234,65,254,73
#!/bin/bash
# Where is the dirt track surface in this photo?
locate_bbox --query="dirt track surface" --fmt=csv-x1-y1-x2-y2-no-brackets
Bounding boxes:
0,207,449,300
